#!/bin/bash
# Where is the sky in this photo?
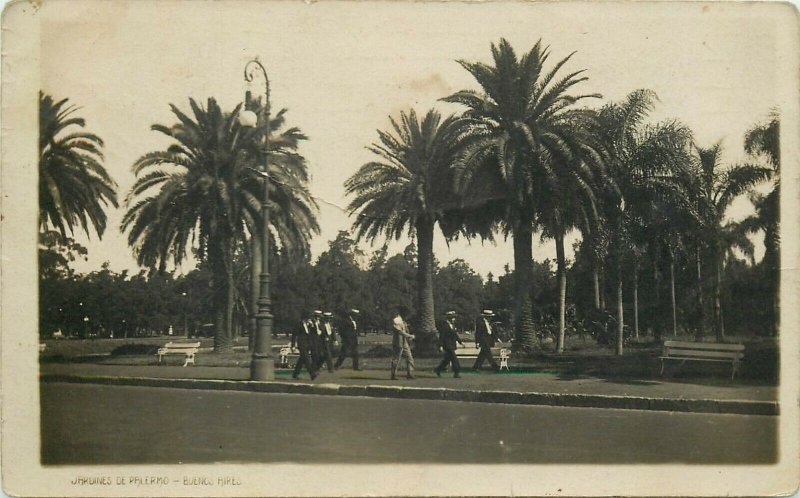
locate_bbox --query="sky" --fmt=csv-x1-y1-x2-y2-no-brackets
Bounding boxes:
39,0,787,279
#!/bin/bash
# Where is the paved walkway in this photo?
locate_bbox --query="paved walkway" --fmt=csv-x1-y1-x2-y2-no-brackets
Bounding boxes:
40,362,777,403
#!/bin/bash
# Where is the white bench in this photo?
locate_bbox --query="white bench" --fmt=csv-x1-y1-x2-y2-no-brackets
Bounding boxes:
455,345,511,371
660,340,744,380
157,341,201,367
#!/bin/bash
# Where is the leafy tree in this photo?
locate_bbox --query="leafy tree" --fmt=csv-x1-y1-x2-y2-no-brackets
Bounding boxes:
345,109,465,354
39,92,118,240
433,259,484,330
312,231,366,317
444,39,600,350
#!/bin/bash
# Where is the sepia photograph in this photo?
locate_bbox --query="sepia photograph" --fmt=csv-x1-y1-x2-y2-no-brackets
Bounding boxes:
1,0,798,496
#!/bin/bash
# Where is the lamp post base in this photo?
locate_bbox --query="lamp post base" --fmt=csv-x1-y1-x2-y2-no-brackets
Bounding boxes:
250,356,275,381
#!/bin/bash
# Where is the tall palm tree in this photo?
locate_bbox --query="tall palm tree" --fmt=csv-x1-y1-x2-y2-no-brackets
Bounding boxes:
239,97,320,344
444,39,601,349
593,89,693,354
537,111,606,353
122,98,318,352
742,115,779,335
345,109,465,354
39,92,118,240
691,142,772,341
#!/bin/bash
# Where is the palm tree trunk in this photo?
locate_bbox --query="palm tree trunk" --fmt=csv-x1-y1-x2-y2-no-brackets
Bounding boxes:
249,233,262,351
633,263,639,340
415,217,437,355
513,222,536,349
555,231,567,353
599,272,606,311
615,264,624,356
652,254,661,339
670,258,677,337
224,252,235,351
695,245,706,342
773,266,780,337
715,257,724,340
592,267,601,311
212,241,235,353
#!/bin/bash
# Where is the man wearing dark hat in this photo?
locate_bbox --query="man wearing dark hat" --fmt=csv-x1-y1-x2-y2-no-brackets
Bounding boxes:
291,311,318,380
435,310,464,378
335,308,361,370
473,309,501,372
316,311,335,373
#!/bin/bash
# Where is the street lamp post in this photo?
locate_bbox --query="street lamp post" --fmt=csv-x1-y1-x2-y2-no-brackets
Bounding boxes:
239,59,274,381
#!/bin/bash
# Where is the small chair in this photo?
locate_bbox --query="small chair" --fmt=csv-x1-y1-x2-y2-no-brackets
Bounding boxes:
279,347,291,366
499,348,510,371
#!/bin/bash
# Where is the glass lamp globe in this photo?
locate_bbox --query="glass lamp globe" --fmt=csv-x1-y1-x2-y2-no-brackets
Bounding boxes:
238,110,258,127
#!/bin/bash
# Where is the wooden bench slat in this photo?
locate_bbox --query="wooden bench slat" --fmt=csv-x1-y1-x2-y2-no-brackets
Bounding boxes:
660,356,740,363
664,349,744,359
663,341,744,351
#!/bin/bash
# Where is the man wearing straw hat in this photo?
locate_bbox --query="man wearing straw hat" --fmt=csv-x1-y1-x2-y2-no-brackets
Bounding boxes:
473,309,501,372
335,308,362,370
435,310,464,378
390,305,416,380
317,311,336,373
291,310,318,380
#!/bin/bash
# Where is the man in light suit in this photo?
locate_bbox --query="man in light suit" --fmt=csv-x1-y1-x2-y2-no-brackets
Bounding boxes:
435,310,464,378
473,309,502,372
335,308,361,370
390,305,416,380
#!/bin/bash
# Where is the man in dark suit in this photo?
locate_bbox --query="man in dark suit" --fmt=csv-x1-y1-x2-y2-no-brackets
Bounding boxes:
435,310,464,378
473,309,502,372
291,311,318,380
334,308,361,370
316,311,335,373
310,310,326,371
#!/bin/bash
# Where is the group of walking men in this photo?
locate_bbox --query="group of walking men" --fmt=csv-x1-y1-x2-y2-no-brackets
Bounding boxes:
290,306,504,380
291,309,361,380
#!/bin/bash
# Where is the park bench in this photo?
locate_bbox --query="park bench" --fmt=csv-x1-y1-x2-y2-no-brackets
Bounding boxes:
157,341,201,367
455,344,511,371
660,340,744,380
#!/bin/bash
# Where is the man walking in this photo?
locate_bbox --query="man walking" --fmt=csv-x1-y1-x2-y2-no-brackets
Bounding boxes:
435,310,464,378
391,306,416,380
473,309,502,372
335,308,361,370
316,311,335,373
291,311,318,380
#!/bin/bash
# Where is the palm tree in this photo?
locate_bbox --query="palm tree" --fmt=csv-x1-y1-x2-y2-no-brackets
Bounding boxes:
344,109,464,354
592,89,693,354
239,98,320,345
443,39,601,349
690,142,772,341
122,98,318,352
39,92,118,240
537,111,606,353
742,115,779,335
